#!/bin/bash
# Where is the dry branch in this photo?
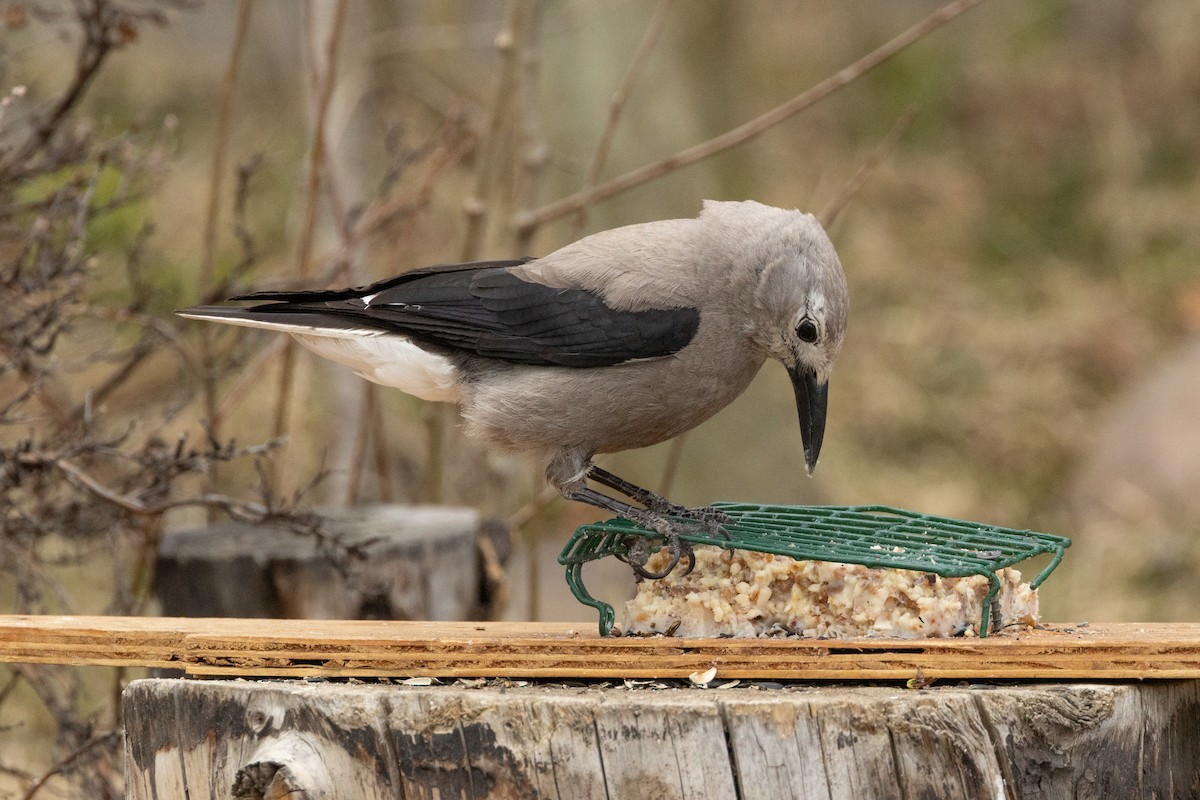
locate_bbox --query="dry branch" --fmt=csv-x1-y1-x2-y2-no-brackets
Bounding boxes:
514,0,985,235
573,0,675,236
19,731,119,800
460,0,537,262
269,0,350,493
52,457,270,520
197,0,253,294
818,106,917,226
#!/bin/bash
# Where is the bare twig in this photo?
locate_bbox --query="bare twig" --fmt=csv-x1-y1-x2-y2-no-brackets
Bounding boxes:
508,474,556,623
307,14,353,257
229,156,262,279
269,342,297,456
193,0,251,509
339,114,476,251
214,336,289,426
818,106,917,227
2,2,113,173
0,5,304,794
572,0,675,236
416,0,536,505
509,0,551,616
58,303,199,428
196,153,266,305
20,730,119,800
0,670,22,707
0,343,74,427
511,0,548,256
460,0,533,261
0,762,35,787
418,404,449,504
72,339,154,427
514,0,984,235
508,483,560,530
271,0,350,491
296,0,350,280
53,457,272,521
235,115,473,303
345,384,373,504
658,432,688,498
197,0,253,293
369,385,395,502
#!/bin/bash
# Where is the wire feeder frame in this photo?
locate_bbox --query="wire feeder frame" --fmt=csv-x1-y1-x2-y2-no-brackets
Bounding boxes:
559,503,1071,637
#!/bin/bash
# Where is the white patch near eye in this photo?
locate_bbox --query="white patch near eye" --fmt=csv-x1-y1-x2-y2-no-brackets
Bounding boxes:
360,292,378,305
808,290,827,316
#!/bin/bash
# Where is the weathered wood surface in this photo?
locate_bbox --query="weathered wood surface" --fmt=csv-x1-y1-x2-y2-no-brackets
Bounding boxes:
5,616,1200,680
155,504,509,621
123,677,1200,800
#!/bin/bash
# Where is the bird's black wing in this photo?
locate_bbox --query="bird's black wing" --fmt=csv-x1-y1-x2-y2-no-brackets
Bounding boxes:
230,260,533,303
225,260,700,368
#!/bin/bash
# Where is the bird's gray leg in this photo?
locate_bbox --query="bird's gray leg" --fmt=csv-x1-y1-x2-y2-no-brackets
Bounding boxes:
586,466,681,511
547,447,694,579
560,485,693,579
586,465,731,535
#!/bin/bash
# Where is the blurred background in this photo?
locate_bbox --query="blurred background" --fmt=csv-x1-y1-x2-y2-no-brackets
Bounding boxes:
2,0,1199,793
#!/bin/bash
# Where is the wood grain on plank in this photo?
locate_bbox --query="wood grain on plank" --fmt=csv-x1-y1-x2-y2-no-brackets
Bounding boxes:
2,616,1199,679
124,679,1200,800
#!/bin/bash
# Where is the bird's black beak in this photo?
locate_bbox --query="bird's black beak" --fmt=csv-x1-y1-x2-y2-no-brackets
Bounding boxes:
788,365,828,475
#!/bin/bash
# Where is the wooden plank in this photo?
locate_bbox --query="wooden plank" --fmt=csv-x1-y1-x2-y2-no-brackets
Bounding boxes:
4,615,1200,679
124,679,1200,799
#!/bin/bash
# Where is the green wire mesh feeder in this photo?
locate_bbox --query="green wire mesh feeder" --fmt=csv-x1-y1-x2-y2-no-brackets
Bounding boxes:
558,503,1071,638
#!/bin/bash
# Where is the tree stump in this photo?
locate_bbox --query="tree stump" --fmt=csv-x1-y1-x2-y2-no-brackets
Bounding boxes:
154,505,508,621
123,677,1200,799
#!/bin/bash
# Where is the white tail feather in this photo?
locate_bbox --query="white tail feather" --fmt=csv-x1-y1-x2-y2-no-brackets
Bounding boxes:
294,333,461,403
180,311,460,403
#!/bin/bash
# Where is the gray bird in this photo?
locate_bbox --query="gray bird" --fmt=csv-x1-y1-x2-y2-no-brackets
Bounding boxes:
179,200,849,577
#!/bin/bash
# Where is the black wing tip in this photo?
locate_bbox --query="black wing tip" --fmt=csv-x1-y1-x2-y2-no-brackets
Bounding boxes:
176,305,270,323
176,305,232,317
225,258,537,303
227,289,299,301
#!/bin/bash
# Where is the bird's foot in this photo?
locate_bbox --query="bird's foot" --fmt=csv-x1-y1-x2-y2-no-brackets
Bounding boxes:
557,473,729,580
617,513,702,580
586,465,731,538
621,532,696,581
655,503,732,539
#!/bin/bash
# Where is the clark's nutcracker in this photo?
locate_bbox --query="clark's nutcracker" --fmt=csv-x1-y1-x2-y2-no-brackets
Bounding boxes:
179,200,849,577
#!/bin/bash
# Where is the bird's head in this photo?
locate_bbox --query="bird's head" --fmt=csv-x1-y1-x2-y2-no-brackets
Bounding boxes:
745,214,849,475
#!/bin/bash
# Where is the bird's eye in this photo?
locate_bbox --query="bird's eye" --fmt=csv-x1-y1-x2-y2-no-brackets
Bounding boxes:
797,319,819,344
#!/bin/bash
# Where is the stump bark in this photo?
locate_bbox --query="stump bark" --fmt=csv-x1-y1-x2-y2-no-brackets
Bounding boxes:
154,504,508,621
123,677,1200,799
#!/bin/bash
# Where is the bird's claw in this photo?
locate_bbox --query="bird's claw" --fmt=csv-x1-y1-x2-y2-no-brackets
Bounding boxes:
656,503,733,540
620,533,696,581
611,499,734,582
691,508,733,539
